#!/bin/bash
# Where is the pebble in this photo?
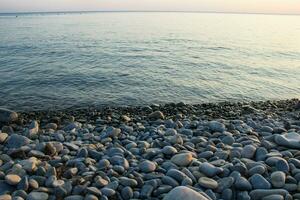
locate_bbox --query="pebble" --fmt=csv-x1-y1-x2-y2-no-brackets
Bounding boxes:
209,121,226,132
149,111,165,120
171,153,193,167
249,174,271,189
199,162,222,177
198,177,218,189
5,175,21,185
0,195,11,200
163,186,209,200
26,192,49,200
0,108,18,123
0,100,299,200
6,134,30,149
271,171,285,188
0,133,8,143
241,145,256,159
139,160,156,173
162,146,178,155
262,194,284,200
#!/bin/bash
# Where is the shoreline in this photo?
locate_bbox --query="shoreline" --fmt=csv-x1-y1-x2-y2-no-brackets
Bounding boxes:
0,98,300,200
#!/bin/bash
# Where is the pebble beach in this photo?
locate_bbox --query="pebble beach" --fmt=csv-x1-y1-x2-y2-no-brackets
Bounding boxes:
0,99,300,200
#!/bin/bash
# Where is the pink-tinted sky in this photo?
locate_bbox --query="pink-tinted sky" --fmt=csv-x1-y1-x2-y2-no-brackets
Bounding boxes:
1,0,300,14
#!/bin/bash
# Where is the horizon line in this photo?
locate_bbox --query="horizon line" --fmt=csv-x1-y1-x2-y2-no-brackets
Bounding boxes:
0,10,300,16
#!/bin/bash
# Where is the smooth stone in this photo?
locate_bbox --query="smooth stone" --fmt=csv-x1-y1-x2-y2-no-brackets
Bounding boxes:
17,176,29,191
199,162,222,177
163,186,209,200
171,153,193,167
249,189,288,200
86,187,102,196
100,188,115,197
84,195,98,200
119,177,138,187
262,194,284,200
5,174,21,185
235,177,252,191
28,121,39,136
45,123,58,130
166,169,187,182
274,132,300,149
237,191,251,200
64,195,84,200
222,135,235,145
149,111,165,120
162,146,178,155
198,177,218,189
248,165,265,176
140,184,154,198
121,186,133,200
6,134,30,149
216,177,234,192
0,133,8,143
249,174,271,189
271,171,285,188
275,159,289,172
162,176,179,187
0,108,18,123
222,188,232,200
0,195,12,200
139,160,156,173
0,181,14,195
26,192,48,200
209,121,226,132
241,145,256,159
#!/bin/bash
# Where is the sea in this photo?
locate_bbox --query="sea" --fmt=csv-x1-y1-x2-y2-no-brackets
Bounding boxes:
0,12,300,111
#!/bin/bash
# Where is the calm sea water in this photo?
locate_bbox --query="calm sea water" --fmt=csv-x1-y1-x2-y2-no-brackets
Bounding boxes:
0,12,300,111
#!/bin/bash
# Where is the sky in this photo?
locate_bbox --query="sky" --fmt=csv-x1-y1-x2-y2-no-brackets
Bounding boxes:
0,0,300,14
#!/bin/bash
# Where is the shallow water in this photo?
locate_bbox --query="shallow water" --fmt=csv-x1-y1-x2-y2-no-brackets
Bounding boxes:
0,12,300,111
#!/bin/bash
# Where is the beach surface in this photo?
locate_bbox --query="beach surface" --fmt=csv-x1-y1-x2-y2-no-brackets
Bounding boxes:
0,99,300,200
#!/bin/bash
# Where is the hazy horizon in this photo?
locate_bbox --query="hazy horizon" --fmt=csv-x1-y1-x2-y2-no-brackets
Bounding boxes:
0,0,300,15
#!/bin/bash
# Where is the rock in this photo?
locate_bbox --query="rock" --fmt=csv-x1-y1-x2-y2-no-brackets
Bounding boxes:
100,188,115,197
6,134,30,149
199,162,222,177
64,195,84,200
171,153,193,167
0,181,14,195
249,189,288,200
162,146,178,155
235,177,252,191
0,108,18,123
149,111,165,120
209,121,226,132
26,192,49,200
139,160,156,173
241,145,256,159
163,186,209,200
19,157,38,172
5,174,21,185
262,194,284,200
166,169,187,182
274,132,300,149
275,159,289,172
222,135,235,145
119,177,138,187
121,186,133,200
198,177,218,189
0,195,11,200
140,184,154,198
271,171,285,188
28,121,39,136
249,174,271,189
0,133,8,143
106,127,121,138
45,123,58,130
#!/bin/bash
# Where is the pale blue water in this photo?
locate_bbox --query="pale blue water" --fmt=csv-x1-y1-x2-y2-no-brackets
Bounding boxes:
0,12,300,111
